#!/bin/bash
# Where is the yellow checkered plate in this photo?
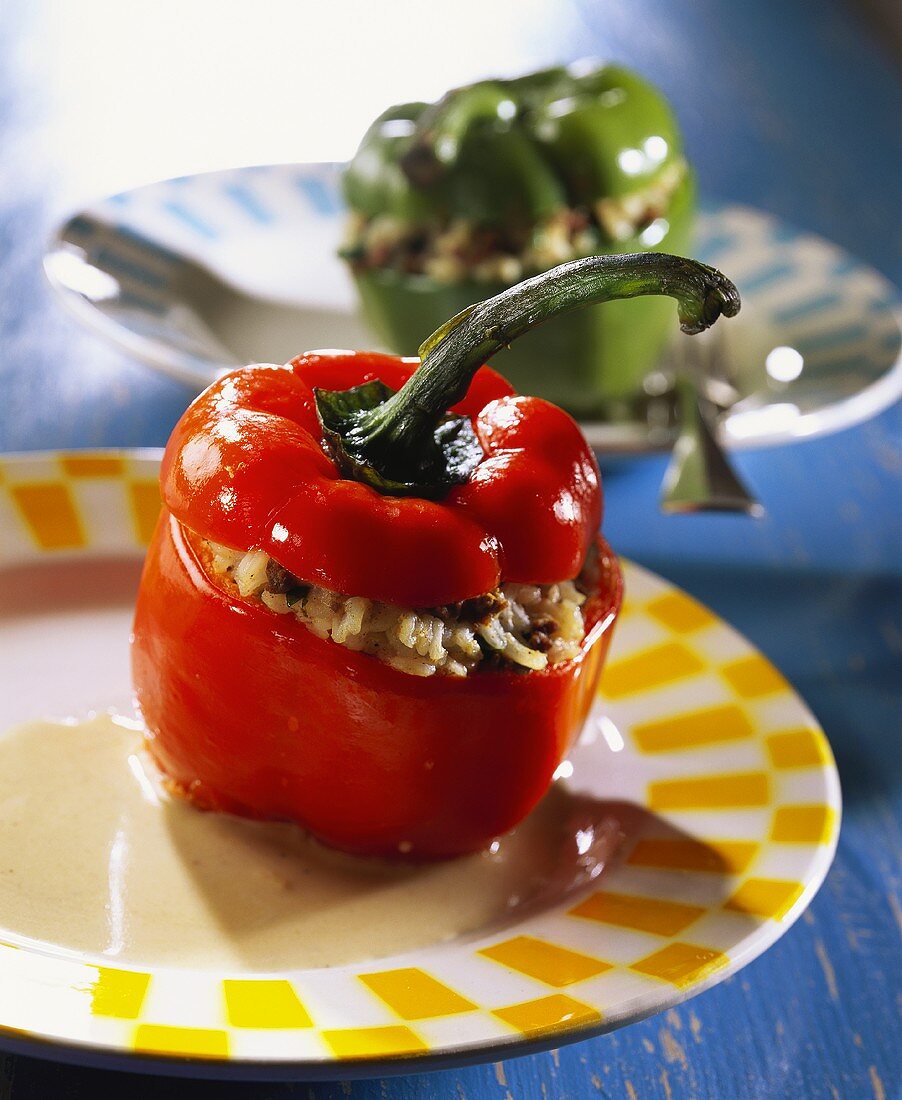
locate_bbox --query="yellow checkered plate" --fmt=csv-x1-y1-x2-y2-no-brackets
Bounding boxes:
0,451,841,1080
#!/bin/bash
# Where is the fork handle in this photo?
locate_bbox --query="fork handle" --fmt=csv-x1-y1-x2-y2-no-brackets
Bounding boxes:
660,375,764,516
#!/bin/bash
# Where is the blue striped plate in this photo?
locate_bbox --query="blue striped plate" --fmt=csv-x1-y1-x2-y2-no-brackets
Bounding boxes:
44,163,902,454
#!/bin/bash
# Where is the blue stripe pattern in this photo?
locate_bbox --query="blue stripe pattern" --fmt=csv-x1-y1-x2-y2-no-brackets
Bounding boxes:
296,175,341,216
769,221,802,245
223,183,273,224
772,292,843,326
162,200,218,240
794,322,869,354
695,232,737,262
832,255,860,278
738,261,796,293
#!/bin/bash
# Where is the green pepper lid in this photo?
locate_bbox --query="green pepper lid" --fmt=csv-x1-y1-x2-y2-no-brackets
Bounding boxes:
343,62,686,227
445,125,566,229
528,63,684,201
341,103,447,222
399,79,566,230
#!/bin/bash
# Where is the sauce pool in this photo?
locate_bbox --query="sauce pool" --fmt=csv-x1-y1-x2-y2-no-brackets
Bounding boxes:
0,715,619,970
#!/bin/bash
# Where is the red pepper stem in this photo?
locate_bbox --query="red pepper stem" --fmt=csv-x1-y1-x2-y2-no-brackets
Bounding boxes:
347,253,739,482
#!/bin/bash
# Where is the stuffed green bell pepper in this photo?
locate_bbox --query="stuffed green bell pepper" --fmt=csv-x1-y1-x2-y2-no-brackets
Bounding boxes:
340,62,695,417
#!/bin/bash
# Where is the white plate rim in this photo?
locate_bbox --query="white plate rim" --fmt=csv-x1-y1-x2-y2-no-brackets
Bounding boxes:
0,449,842,1077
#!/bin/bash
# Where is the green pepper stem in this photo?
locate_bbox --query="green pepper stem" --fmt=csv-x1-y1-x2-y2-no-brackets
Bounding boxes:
343,253,740,482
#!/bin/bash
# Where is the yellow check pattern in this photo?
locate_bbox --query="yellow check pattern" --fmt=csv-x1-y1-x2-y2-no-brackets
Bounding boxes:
0,453,841,1066
0,451,160,557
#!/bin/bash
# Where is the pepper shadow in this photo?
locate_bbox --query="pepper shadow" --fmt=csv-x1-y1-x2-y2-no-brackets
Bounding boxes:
159,780,745,972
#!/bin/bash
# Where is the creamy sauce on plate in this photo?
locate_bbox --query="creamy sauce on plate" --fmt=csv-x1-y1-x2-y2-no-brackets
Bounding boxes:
0,716,620,971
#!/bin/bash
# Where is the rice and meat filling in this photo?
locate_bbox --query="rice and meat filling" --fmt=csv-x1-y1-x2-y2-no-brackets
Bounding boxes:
342,159,687,285
204,540,592,678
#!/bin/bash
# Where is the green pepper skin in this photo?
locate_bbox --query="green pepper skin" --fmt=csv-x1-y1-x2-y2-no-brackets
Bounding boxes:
344,96,566,231
529,64,684,201
342,102,443,223
354,172,694,413
343,63,695,412
446,125,566,230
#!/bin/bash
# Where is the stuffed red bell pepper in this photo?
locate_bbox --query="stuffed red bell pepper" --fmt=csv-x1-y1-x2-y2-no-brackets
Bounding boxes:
132,253,739,859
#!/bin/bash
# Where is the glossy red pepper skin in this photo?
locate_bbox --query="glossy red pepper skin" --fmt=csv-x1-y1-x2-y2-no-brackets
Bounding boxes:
135,349,618,858
132,516,622,859
160,351,602,607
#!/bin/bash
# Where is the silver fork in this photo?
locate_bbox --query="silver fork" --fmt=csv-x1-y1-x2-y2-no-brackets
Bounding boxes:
659,330,764,516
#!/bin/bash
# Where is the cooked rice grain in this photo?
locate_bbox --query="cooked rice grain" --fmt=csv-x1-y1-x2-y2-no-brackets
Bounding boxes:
343,159,687,283
204,541,587,678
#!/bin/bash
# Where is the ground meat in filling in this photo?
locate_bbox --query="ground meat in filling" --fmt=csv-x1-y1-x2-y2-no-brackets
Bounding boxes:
204,541,591,678
342,159,686,285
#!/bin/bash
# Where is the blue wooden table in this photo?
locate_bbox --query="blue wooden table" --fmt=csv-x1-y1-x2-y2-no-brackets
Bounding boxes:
1,1,899,1096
